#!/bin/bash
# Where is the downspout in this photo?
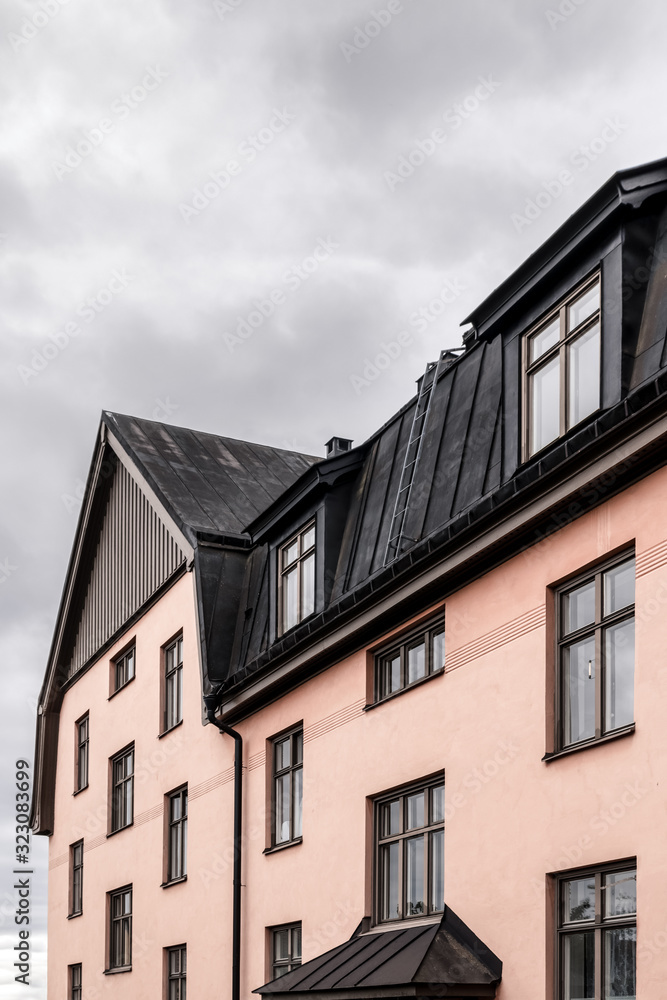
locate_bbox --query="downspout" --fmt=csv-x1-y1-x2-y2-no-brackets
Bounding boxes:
204,692,242,1000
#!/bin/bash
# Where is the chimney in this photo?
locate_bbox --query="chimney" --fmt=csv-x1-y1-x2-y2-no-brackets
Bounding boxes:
325,437,353,458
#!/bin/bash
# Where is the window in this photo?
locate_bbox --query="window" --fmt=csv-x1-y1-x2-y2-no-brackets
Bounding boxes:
166,787,188,882
164,636,183,731
524,274,601,458
375,777,444,923
108,885,132,971
110,745,134,832
557,863,636,1000
279,522,316,634
75,714,89,792
166,945,187,999
557,553,635,750
69,964,82,1000
114,646,135,692
374,615,445,702
69,840,83,916
271,727,303,847
271,923,302,980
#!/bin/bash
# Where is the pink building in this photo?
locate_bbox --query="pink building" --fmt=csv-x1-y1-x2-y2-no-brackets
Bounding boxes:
31,157,667,999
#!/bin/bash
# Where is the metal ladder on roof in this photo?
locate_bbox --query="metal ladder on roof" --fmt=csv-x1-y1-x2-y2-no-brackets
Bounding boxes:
383,351,449,565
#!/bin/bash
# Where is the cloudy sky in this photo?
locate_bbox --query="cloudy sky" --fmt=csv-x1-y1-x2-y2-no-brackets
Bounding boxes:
1,0,666,993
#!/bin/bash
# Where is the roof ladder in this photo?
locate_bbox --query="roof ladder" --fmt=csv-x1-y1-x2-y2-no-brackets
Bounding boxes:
384,351,447,565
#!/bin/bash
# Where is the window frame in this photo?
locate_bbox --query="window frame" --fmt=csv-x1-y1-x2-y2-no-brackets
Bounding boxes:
165,944,187,1000
555,860,636,1000
69,840,83,917
269,725,303,849
75,713,89,793
109,744,134,834
112,644,135,695
373,774,445,926
69,963,82,1000
373,614,446,705
523,272,602,461
269,922,302,981
107,884,132,973
165,786,188,884
278,521,316,636
554,551,635,753
163,634,183,734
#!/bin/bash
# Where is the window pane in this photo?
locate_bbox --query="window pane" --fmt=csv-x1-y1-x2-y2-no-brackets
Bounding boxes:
292,926,302,961
382,800,400,837
605,871,636,917
530,317,560,362
407,642,426,684
293,767,303,839
430,829,444,912
293,731,303,765
604,619,634,733
562,581,596,634
302,526,315,550
563,635,596,746
275,738,290,771
301,553,315,619
283,541,298,567
275,774,291,843
274,928,289,961
381,654,401,697
563,931,595,1000
568,323,600,428
604,560,635,616
381,843,400,920
530,355,560,453
283,567,298,631
563,877,596,923
432,785,444,824
568,282,599,331
432,629,445,671
406,791,425,830
604,927,636,999
406,836,425,915
171,795,182,822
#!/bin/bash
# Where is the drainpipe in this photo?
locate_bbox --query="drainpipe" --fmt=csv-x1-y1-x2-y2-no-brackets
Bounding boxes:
204,692,242,1000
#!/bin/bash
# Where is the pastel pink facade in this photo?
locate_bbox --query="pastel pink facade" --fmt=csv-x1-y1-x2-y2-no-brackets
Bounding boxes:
44,467,667,998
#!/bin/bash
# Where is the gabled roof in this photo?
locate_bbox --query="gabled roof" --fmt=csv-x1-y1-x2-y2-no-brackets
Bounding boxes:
255,908,501,998
104,411,320,542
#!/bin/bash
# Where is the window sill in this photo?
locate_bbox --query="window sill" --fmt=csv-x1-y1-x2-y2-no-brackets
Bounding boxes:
370,913,442,932
364,668,445,711
263,837,303,856
103,966,131,975
67,911,82,920
158,719,183,739
108,676,136,701
161,875,187,888
106,822,134,838
543,724,635,763
73,785,88,797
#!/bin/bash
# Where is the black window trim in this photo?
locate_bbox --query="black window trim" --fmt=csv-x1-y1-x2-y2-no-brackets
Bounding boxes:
74,712,89,794
162,632,184,734
268,723,303,850
372,612,446,706
164,784,188,886
110,640,136,698
106,883,133,973
109,742,135,835
269,921,302,981
277,520,317,637
68,839,84,917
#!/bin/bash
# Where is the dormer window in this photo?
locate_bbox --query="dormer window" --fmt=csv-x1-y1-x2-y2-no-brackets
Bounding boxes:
524,274,601,459
279,522,316,634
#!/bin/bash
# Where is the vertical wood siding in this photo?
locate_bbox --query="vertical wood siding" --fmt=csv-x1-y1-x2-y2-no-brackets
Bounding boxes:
67,463,185,676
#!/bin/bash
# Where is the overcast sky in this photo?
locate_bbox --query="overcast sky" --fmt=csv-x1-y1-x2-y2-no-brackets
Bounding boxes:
1,0,666,994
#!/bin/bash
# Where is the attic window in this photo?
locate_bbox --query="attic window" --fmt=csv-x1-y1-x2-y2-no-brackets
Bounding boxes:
523,274,601,459
279,522,316,634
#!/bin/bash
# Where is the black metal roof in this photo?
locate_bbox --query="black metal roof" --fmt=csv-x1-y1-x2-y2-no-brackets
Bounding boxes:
103,411,321,541
255,908,501,998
